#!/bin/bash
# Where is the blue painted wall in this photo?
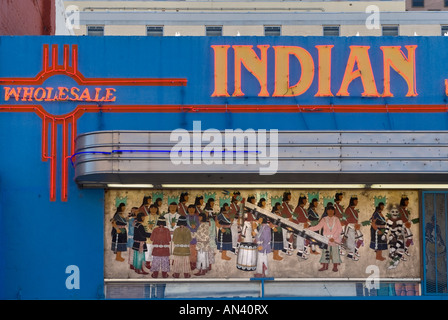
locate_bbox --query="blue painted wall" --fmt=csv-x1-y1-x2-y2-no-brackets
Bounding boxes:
1,36,448,299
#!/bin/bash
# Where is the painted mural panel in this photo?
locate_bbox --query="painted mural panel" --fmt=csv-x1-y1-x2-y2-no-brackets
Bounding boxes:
104,189,420,279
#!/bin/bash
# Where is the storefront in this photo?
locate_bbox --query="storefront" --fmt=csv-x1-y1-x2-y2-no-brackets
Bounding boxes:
1,36,448,299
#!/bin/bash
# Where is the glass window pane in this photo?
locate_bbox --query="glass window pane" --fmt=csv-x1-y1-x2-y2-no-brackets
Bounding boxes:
424,193,448,294
382,25,399,36
442,26,448,36
147,26,163,37
265,26,281,36
323,26,339,36
206,26,222,37
87,26,104,36
413,0,425,7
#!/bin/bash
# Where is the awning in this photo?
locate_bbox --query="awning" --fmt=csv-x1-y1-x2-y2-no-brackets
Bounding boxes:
73,130,448,188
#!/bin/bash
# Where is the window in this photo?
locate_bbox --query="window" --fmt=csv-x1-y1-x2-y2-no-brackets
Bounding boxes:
442,25,448,36
323,25,340,36
412,0,425,7
87,25,104,36
445,0,448,7
147,26,163,37
422,192,448,295
264,26,281,36
382,25,399,36
206,26,222,37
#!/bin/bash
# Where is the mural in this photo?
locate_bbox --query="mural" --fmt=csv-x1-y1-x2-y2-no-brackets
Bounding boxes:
104,189,420,279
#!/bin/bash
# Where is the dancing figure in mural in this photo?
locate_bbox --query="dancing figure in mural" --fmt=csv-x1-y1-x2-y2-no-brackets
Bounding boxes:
127,207,139,269
132,212,152,275
204,198,217,271
281,191,294,219
241,195,257,243
111,203,128,262
308,205,343,272
217,203,233,261
399,195,414,257
281,192,295,255
194,195,205,215
164,202,180,263
172,216,192,278
194,212,211,276
369,202,387,261
254,216,272,278
186,204,200,270
230,191,243,253
138,195,152,216
307,198,321,255
327,192,346,256
143,204,159,269
154,197,163,210
343,195,362,261
386,205,406,269
178,192,189,216
292,194,310,260
270,202,284,261
150,216,171,278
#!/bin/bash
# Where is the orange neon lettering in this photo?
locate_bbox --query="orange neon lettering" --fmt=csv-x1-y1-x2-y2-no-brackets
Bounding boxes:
3,87,22,101
33,87,47,101
211,45,231,97
337,46,379,97
381,45,417,97
105,88,116,102
93,88,106,101
58,87,69,101
70,87,80,101
79,88,92,101
22,87,34,101
273,46,314,97
45,87,56,101
315,45,334,97
233,45,270,97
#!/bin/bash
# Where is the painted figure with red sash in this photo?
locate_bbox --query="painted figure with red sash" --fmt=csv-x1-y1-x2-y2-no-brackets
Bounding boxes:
281,191,295,255
194,195,205,216
291,194,310,260
333,192,346,256
342,195,363,261
138,195,152,216
229,191,243,254
149,216,171,278
178,192,189,217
